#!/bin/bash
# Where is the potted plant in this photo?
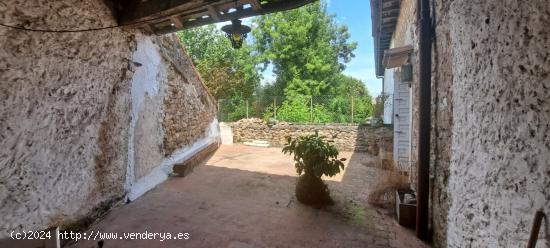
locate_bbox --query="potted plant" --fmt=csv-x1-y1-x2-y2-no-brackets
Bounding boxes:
282,132,346,206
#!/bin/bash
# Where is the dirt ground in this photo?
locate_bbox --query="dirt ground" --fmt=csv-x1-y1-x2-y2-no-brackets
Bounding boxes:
74,145,429,248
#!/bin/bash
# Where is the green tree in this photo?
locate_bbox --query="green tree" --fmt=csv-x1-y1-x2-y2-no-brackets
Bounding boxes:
252,1,373,123
177,25,260,100
178,2,374,124
252,1,357,97
328,75,374,123
263,95,331,123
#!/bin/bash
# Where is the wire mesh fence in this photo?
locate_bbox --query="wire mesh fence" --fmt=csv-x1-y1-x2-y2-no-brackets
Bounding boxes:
217,95,376,124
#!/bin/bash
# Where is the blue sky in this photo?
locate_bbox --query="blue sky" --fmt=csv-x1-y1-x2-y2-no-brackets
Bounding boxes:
216,0,382,96
326,0,382,96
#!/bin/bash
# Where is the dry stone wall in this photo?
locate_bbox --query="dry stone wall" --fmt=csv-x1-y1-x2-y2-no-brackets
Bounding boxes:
158,36,217,156
228,119,392,154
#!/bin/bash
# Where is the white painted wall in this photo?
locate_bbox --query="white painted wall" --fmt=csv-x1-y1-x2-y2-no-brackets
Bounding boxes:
128,119,219,201
219,122,234,145
126,34,163,192
126,34,220,202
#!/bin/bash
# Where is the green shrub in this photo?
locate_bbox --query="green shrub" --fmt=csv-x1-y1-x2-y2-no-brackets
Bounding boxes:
282,133,346,206
275,97,310,123
263,96,332,123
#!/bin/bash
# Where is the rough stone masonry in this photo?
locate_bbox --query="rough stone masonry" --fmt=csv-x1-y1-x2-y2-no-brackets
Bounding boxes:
375,0,550,246
228,118,393,154
0,0,218,238
429,0,550,247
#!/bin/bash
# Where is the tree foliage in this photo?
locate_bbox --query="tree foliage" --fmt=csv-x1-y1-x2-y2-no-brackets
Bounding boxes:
178,1,376,124
327,75,374,123
263,95,331,123
177,25,260,99
252,2,357,97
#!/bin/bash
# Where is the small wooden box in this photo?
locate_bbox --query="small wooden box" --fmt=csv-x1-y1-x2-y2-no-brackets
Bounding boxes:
395,190,417,228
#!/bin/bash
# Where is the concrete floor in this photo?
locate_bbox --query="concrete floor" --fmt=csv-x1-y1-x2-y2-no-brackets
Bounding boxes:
74,145,428,248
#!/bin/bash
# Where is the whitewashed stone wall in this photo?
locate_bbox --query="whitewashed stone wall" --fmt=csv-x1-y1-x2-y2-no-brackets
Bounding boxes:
126,34,219,201
0,0,135,237
389,1,550,246
440,0,550,247
431,0,454,246
0,0,218,238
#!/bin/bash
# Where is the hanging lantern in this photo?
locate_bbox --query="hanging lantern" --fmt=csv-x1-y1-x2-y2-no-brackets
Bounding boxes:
221,19,251,49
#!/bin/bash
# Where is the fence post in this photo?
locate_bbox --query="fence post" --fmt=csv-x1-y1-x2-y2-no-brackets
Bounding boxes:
217,100,221,121
273,96,277,120
246,99,249,119
351,95,354,124
310,96,313,123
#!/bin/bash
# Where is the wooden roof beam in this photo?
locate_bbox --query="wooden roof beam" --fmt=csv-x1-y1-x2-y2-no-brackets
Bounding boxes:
120,0,314,30
120,0,206,24
170,16,184,29
250,0,262,10
381,0,400,9
150,0,315,34
207,5,221,21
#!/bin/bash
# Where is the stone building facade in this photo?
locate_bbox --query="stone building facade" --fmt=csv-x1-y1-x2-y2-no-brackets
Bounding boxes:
439,1,549,247
382,0,419,173
0,0,218,238
372,0,550,247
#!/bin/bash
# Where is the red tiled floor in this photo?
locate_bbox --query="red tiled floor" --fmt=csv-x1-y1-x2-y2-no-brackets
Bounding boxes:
74,145,429,248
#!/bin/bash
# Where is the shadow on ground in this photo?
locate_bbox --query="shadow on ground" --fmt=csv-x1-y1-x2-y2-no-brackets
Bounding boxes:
74,145,427,248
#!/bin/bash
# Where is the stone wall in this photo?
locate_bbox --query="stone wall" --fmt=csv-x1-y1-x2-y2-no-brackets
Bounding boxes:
387,0,419,183
228,119,392,154
0,0,218,238
434,0,550,247
158,36,217,156
388,0,550,246
129,34,165,183
0,0,135,237
430,0,454,246
128,34,217,185
125,33,219,201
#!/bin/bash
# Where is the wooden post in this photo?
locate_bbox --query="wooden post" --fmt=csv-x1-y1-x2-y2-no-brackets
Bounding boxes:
273,97,277,120
217,101,221,120
351,95,355,123
246,99,249,119
310,96,313,123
